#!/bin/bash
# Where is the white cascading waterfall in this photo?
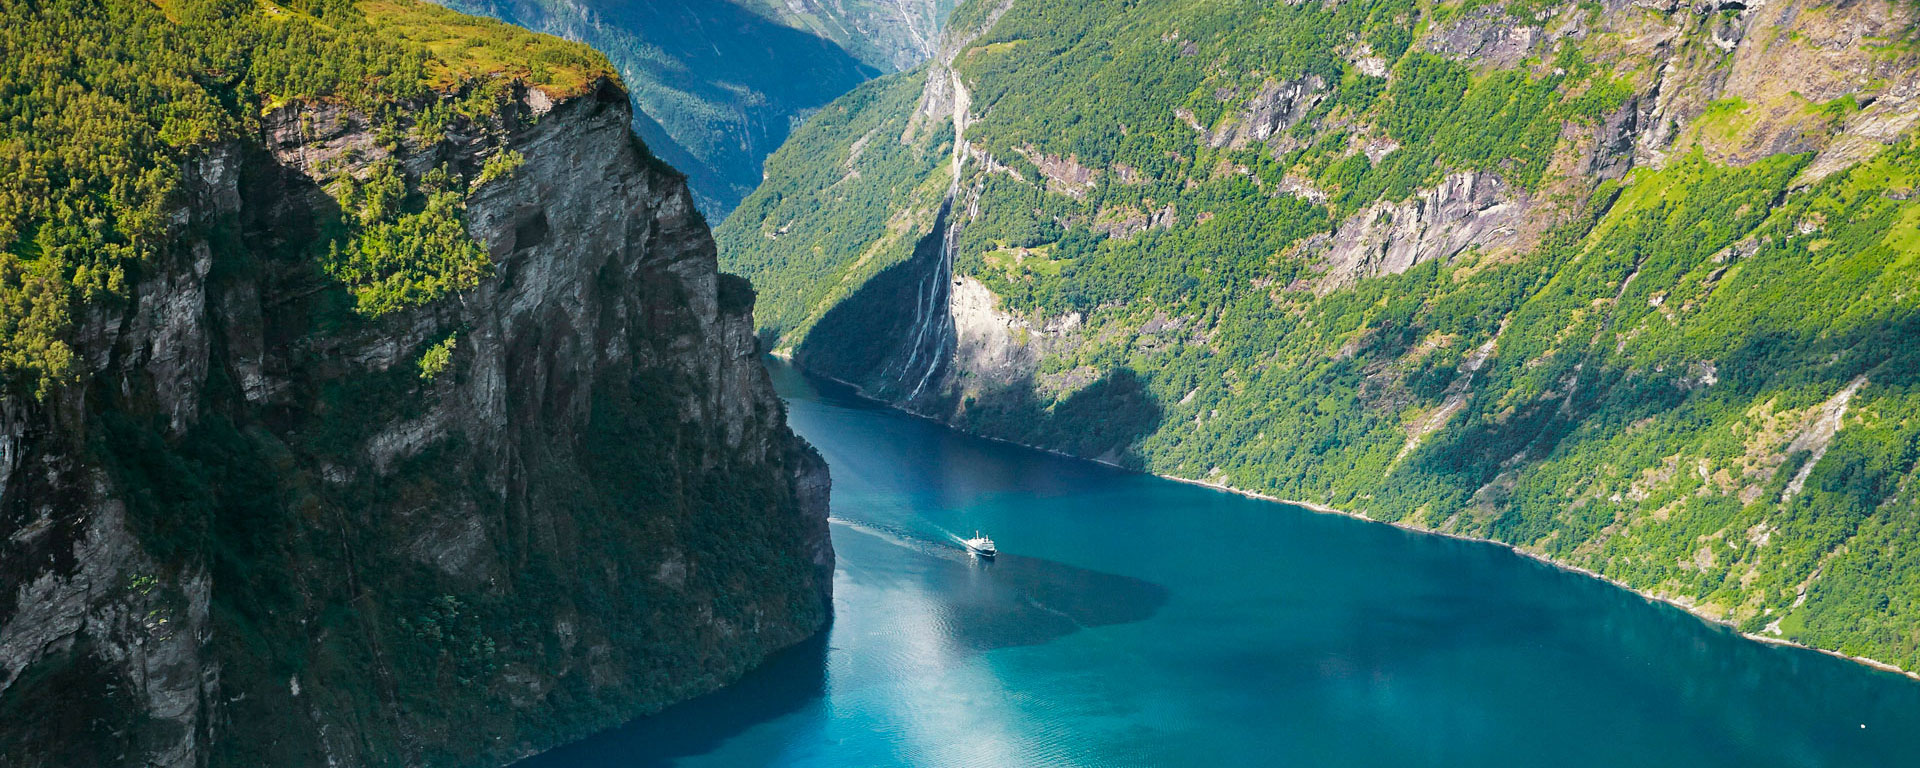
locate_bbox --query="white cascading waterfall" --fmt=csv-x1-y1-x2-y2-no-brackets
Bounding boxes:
894,65,972,402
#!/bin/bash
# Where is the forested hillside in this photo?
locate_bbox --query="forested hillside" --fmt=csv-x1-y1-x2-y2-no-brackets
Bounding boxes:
719,0,1920,672
0,1,831,765
434,0,954,216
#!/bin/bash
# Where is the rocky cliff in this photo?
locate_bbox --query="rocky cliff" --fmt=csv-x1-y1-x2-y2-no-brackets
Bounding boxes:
0,9,831,765
721,0,1920,672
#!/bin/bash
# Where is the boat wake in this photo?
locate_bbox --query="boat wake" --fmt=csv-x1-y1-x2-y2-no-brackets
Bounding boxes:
829,517,980,562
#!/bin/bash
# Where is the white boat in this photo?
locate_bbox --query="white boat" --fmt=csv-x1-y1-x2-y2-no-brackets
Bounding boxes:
963,531,997,558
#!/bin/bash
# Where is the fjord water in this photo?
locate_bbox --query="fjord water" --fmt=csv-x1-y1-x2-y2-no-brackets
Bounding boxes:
523,362,1920,768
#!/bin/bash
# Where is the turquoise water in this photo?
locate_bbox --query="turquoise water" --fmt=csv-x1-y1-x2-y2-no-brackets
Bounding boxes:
521,362,1920,767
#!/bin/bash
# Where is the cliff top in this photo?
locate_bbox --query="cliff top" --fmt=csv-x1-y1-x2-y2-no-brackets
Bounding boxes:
353,0,616,99
0,0,622,398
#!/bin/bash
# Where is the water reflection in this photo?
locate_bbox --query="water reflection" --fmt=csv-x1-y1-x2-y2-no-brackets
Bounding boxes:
517,517,1167,768
517,634,830,768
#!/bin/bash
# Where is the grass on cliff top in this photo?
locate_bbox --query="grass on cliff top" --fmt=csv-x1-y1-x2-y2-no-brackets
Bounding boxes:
0,0,618,399
357,0,617,98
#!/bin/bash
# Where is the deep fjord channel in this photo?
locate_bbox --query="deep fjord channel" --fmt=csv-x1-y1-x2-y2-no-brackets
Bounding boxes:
520,360,1920,767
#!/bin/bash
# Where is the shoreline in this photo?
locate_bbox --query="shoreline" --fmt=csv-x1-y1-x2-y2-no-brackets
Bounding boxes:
777,359,1920,683
1154,474,1918,681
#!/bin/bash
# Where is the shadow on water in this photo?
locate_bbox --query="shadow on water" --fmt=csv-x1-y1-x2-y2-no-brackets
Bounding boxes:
769,361,874,410
514,519,1167,767
512,633,830,768
947,551,1170,651
831,519,1170,654
519,359,1920,768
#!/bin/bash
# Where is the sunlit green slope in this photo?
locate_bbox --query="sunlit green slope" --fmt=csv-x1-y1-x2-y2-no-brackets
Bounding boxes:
720,0,1920,670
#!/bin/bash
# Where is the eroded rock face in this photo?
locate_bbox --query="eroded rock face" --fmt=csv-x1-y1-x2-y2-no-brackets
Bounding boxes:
1206,76,1329,150
949,276,1079,391
1304,171,1537,293
1424,5,1545,67
0,80,830,768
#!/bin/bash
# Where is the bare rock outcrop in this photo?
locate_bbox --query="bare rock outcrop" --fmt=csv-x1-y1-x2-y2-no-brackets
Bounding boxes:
1305,172,1537,293
1206,76,1329,149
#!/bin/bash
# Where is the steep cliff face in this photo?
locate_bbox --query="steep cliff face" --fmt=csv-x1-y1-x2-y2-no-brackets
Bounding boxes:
722,0,1920,672
0,70,829,768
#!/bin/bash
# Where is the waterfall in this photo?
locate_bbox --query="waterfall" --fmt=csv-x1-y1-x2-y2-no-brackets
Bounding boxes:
893,66,972,402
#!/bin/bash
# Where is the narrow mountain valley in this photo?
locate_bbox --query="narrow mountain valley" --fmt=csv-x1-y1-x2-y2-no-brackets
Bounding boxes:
10,0,1920,765
435,0,954,216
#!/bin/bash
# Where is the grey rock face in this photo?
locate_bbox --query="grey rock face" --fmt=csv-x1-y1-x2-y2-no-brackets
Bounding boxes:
1305,171,1536,294
1424,6,1544,68
0,79,830,767
1207,76,1329,150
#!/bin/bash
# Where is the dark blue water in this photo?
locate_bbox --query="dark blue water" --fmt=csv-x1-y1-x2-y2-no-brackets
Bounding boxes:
522,361,1920,767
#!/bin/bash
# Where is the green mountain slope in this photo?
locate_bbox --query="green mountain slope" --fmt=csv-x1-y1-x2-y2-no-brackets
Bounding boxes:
435,0,952,217
719,0,1920,671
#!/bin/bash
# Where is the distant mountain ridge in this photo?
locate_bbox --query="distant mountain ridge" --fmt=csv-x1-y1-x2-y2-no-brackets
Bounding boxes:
437,0,951,217
720,0,1920,673
731,0,954,71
